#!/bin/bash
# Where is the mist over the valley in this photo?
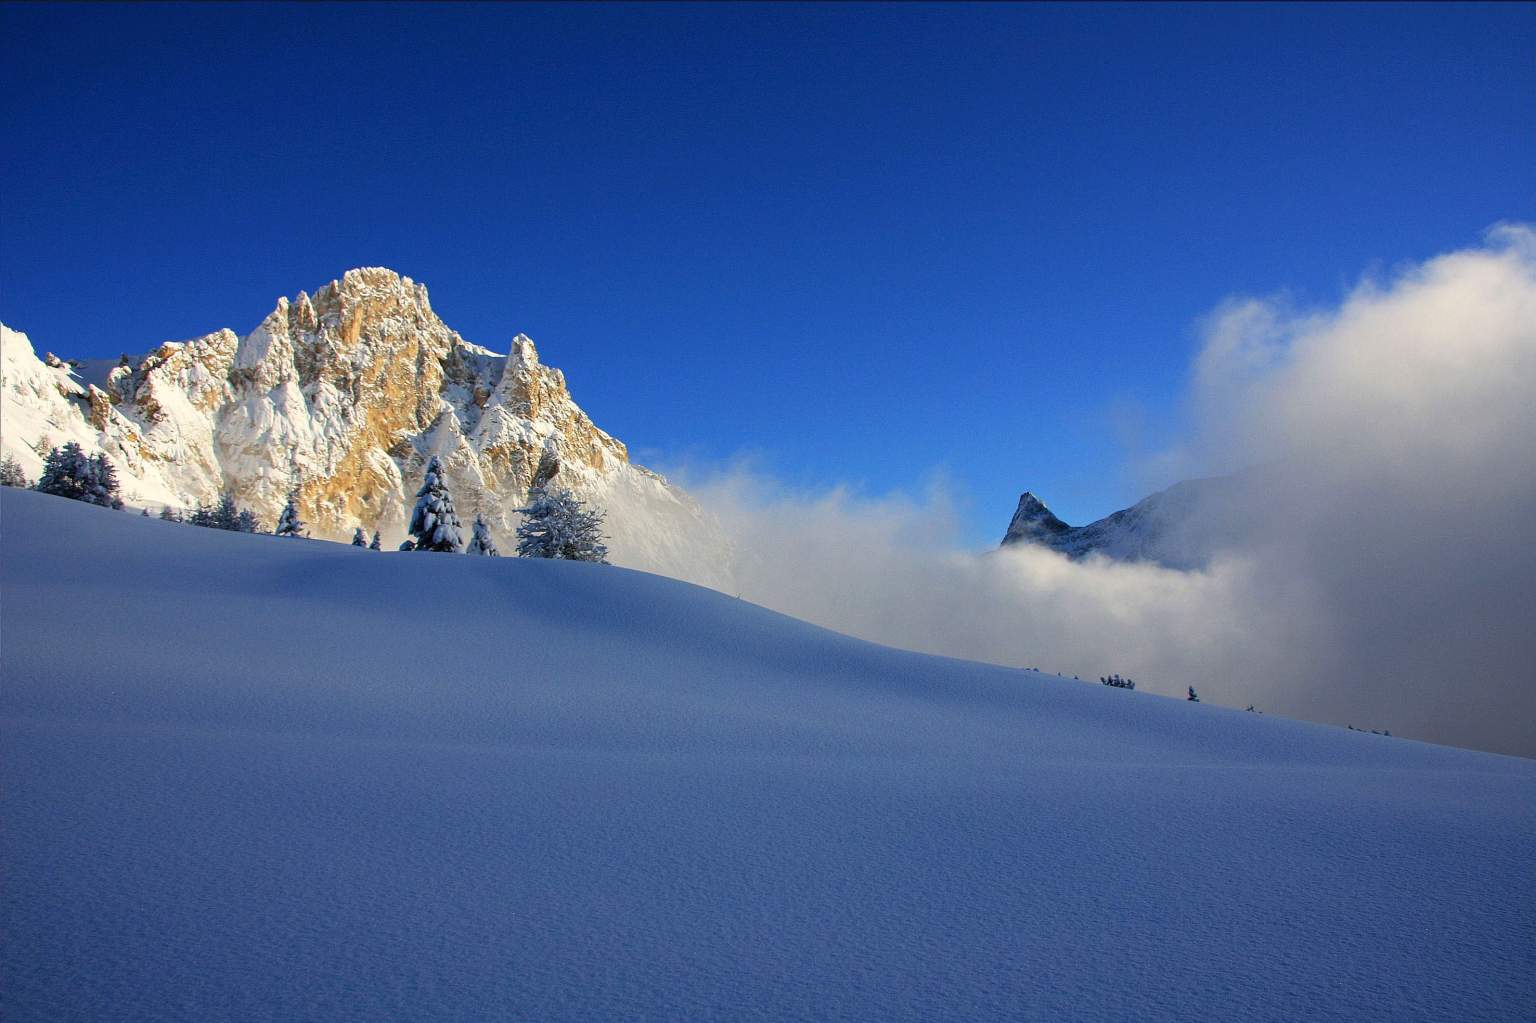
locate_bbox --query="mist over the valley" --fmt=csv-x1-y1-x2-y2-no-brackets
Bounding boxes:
676,226,1536,758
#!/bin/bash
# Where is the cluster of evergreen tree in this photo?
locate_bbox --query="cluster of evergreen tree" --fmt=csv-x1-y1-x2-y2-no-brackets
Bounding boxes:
34,443,123,509
17,443,610,565
1100,674,1136,690
187,494,262,532
399,455,608,562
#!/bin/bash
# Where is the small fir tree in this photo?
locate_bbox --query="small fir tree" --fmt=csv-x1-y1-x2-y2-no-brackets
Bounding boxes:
235,509,261,533
1,454,29,488
84,453,124,509
213,494,240,531
407,455,463,552
369,531,382,551
275,494,305,538
515,487,609,563
352,527,368,547
1187,686,1200,703
159,507,183,523
466,514,500,556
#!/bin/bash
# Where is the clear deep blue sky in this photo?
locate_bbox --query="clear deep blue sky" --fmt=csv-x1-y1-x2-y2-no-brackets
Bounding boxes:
2,2,1531,541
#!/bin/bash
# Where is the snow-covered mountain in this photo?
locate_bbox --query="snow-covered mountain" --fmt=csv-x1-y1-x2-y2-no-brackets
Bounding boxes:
1000,476,1250,569
0,268,731,588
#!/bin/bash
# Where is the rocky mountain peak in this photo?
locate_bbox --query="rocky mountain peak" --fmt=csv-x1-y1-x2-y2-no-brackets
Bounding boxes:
0,274,734,591
998,475,1250,570
1002,491,1073,545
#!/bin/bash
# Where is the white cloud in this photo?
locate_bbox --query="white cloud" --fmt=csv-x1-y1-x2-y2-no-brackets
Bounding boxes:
673,225,1536,758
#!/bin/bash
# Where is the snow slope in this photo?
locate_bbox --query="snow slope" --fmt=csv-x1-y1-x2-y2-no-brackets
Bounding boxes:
2,488,1533,1022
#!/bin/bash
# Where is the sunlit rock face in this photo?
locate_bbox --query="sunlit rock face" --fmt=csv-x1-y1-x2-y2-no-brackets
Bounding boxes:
1,268,733,589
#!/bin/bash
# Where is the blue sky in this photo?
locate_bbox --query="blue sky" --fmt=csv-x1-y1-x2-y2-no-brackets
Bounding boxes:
2,2,1531,542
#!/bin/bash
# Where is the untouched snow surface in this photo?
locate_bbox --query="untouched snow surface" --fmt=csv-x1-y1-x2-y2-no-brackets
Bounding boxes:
2,487,1533,1022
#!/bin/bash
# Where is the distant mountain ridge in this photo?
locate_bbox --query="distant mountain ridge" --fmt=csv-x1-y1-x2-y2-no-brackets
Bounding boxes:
0,267,733,589
1001,476,1249,569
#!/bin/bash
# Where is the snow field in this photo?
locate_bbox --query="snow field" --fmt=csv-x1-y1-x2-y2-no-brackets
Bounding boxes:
2,487,1532,1021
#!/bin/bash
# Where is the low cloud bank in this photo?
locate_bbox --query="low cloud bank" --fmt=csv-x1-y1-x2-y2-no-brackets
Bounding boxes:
678,225,1536,758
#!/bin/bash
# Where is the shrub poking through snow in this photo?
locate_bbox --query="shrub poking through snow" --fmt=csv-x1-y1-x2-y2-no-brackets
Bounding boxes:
408,456,463,552
369,531,381,551
352,528,368,547
515,487,609,563
1188,686,1201,703
466,514,499,556
1101,674,1136,690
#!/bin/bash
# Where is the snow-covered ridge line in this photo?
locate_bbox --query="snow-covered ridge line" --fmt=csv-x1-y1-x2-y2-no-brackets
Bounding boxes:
0,268,734,589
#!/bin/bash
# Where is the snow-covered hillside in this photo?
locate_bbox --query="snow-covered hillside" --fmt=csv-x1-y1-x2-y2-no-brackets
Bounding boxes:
3,488,1532,1022
0,269,733,590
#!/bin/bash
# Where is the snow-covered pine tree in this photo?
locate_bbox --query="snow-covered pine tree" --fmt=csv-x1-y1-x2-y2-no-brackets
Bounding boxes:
515,487,609,563
84,453,124,509
466,514,499,556
1,454,29,488
352,527,368,547
235,509,261,533
275,494,305,538
407,455,463,552
213,494,241,531
36,442,92,501
369,531,382,551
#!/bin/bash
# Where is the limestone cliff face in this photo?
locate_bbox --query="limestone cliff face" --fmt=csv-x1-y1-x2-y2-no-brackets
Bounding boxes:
1,269,732,590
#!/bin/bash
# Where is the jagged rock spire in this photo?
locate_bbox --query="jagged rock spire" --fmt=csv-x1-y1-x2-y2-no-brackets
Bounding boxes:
1001,491,1074,546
